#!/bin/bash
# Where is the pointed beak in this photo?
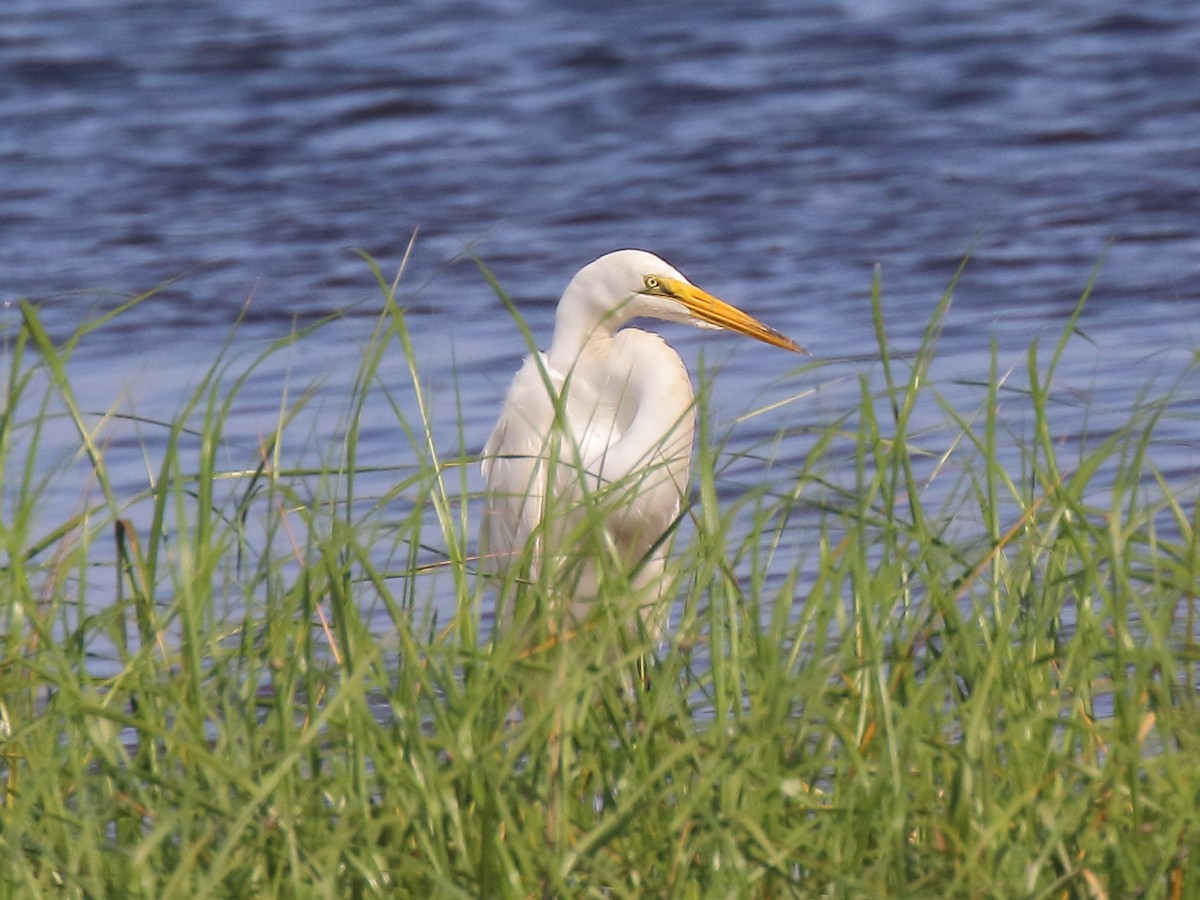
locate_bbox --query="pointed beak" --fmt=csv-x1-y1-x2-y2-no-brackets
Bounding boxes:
659,276,806,353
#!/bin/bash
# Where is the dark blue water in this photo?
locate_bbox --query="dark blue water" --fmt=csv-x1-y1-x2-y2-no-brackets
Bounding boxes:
3,0,1199,623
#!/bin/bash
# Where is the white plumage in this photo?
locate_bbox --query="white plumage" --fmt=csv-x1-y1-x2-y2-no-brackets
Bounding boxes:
480,249,802,634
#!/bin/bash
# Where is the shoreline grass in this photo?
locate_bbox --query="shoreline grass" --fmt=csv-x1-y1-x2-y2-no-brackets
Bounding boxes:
1,259,1197,897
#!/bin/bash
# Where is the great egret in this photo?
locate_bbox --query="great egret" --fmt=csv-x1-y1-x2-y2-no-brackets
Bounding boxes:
480,249,803,636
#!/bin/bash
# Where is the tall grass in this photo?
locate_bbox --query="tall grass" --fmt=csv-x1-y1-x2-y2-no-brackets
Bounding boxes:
1,259,1197,898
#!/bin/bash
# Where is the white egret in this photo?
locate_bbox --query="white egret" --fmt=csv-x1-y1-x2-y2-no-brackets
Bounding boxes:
480,249,803,637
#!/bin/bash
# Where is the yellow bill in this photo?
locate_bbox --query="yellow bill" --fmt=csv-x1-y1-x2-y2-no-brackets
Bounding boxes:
650,274,806,354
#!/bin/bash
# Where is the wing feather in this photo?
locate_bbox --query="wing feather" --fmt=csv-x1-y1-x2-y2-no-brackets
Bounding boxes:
480,331,696,627
480,353,558,576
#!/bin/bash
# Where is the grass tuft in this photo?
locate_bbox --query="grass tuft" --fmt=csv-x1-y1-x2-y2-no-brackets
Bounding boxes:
1,257,1197,897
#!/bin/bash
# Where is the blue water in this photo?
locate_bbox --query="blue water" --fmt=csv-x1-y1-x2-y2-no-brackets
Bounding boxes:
3,0,1198,627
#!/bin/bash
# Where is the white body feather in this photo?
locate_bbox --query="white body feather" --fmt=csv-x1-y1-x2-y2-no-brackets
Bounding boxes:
479,249,800,637
481,327,694,628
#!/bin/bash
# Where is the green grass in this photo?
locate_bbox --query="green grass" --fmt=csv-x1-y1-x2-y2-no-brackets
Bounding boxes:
1,258,1197,898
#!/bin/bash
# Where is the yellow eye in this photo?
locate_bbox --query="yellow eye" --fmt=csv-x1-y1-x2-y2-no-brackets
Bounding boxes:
643,275,661,292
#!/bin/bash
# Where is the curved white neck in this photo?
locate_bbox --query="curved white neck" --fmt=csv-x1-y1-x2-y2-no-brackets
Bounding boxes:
548,281,635,371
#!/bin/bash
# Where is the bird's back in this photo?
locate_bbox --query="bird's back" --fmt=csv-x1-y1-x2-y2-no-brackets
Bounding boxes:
479,350,561,579
480,329,695,630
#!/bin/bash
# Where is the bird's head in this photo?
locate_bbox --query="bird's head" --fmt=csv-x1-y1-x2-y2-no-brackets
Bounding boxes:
562,249,804,354
635,270,803,352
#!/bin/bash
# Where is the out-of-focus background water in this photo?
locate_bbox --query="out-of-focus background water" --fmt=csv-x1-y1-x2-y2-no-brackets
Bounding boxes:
3,0,1198,625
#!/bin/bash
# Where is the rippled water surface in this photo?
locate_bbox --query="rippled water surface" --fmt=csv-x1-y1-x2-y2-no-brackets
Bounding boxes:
4,0,1199,621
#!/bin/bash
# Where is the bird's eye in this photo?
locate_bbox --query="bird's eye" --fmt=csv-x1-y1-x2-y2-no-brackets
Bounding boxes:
643,275,661,292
